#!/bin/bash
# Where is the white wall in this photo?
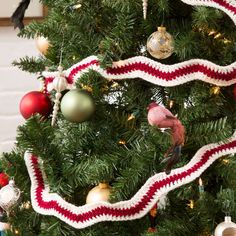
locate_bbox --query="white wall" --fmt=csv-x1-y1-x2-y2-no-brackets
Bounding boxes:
0,27,39,153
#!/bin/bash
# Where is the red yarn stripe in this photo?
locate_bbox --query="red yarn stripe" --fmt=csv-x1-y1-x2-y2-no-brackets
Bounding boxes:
106,63,235,81
30,140,236,223
213,0,236,14
68,60,98,82
63,59,236,84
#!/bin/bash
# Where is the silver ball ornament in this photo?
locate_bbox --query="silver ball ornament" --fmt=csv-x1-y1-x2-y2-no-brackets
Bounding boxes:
0,180,21,212
147,26,174,59
214,216,236,236
60,89,95,123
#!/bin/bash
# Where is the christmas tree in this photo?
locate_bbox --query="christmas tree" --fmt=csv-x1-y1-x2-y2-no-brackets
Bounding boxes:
1,0,236,235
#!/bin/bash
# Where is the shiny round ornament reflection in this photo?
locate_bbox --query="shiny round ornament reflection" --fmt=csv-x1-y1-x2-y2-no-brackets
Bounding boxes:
86,183,111,204
147,26,174,59
19,91,52,119
214,216,236,236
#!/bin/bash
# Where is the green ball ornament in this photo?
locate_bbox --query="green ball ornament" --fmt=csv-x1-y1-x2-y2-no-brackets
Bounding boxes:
60,89,95,123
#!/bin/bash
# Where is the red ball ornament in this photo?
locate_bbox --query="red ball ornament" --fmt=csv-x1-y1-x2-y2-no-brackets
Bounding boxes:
0,173,9,188
20,91,52,119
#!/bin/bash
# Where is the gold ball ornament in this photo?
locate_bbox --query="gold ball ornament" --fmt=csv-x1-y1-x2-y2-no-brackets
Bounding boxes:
35,36,50,55
86,183,111,204
147,26,174,59
214,216,236,236
60,89,95,123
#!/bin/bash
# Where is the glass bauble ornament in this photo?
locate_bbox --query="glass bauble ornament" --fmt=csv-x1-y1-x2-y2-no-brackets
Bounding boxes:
214,216,236,236
147,26,174,59
0,180,21,213
19,91,52,119
60,89,95,123
86,183,111,204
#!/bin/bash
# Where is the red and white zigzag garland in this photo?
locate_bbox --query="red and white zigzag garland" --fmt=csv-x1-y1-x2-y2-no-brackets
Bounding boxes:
180,0,236,25
24,131,236,229
43,56,236,91
25,0,236,229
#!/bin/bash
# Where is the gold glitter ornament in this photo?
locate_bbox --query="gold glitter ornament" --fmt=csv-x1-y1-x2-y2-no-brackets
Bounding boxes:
147,26,174,60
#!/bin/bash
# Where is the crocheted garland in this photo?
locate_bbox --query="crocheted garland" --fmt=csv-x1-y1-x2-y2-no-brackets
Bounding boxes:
26,0,236,229
24,132,236,229
181,0,236,25
43,56,236,91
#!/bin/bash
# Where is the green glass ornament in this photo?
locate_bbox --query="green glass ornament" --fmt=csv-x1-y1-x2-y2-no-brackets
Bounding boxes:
60,89,95,123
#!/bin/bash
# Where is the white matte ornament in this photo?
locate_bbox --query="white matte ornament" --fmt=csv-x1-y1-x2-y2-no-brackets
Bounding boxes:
214,216,236,236
147,26,174,59
0,180,21,212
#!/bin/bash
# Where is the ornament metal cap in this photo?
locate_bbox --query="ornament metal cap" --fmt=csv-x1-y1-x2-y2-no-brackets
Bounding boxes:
225,216,232,222
157,26,166,32
98,183,110,189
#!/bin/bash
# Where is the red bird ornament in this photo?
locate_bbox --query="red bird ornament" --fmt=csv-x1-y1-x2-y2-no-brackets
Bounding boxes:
147,102,185,174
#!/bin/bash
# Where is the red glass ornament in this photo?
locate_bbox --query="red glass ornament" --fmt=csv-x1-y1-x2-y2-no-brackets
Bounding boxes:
0,173,9,187
19,91,52,119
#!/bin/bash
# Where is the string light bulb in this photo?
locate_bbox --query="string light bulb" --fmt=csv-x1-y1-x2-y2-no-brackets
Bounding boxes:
72,3,82,9
214,33,222,39
211,86,220,95
208,30,216,36
81,84,93,93
187,200,195,209
169,100,174,108
223,39,232,44
198,178,204,195
23,201,31,209
118,140,126,145
128,114,135,121
111,82,119,88
222,158,230,164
